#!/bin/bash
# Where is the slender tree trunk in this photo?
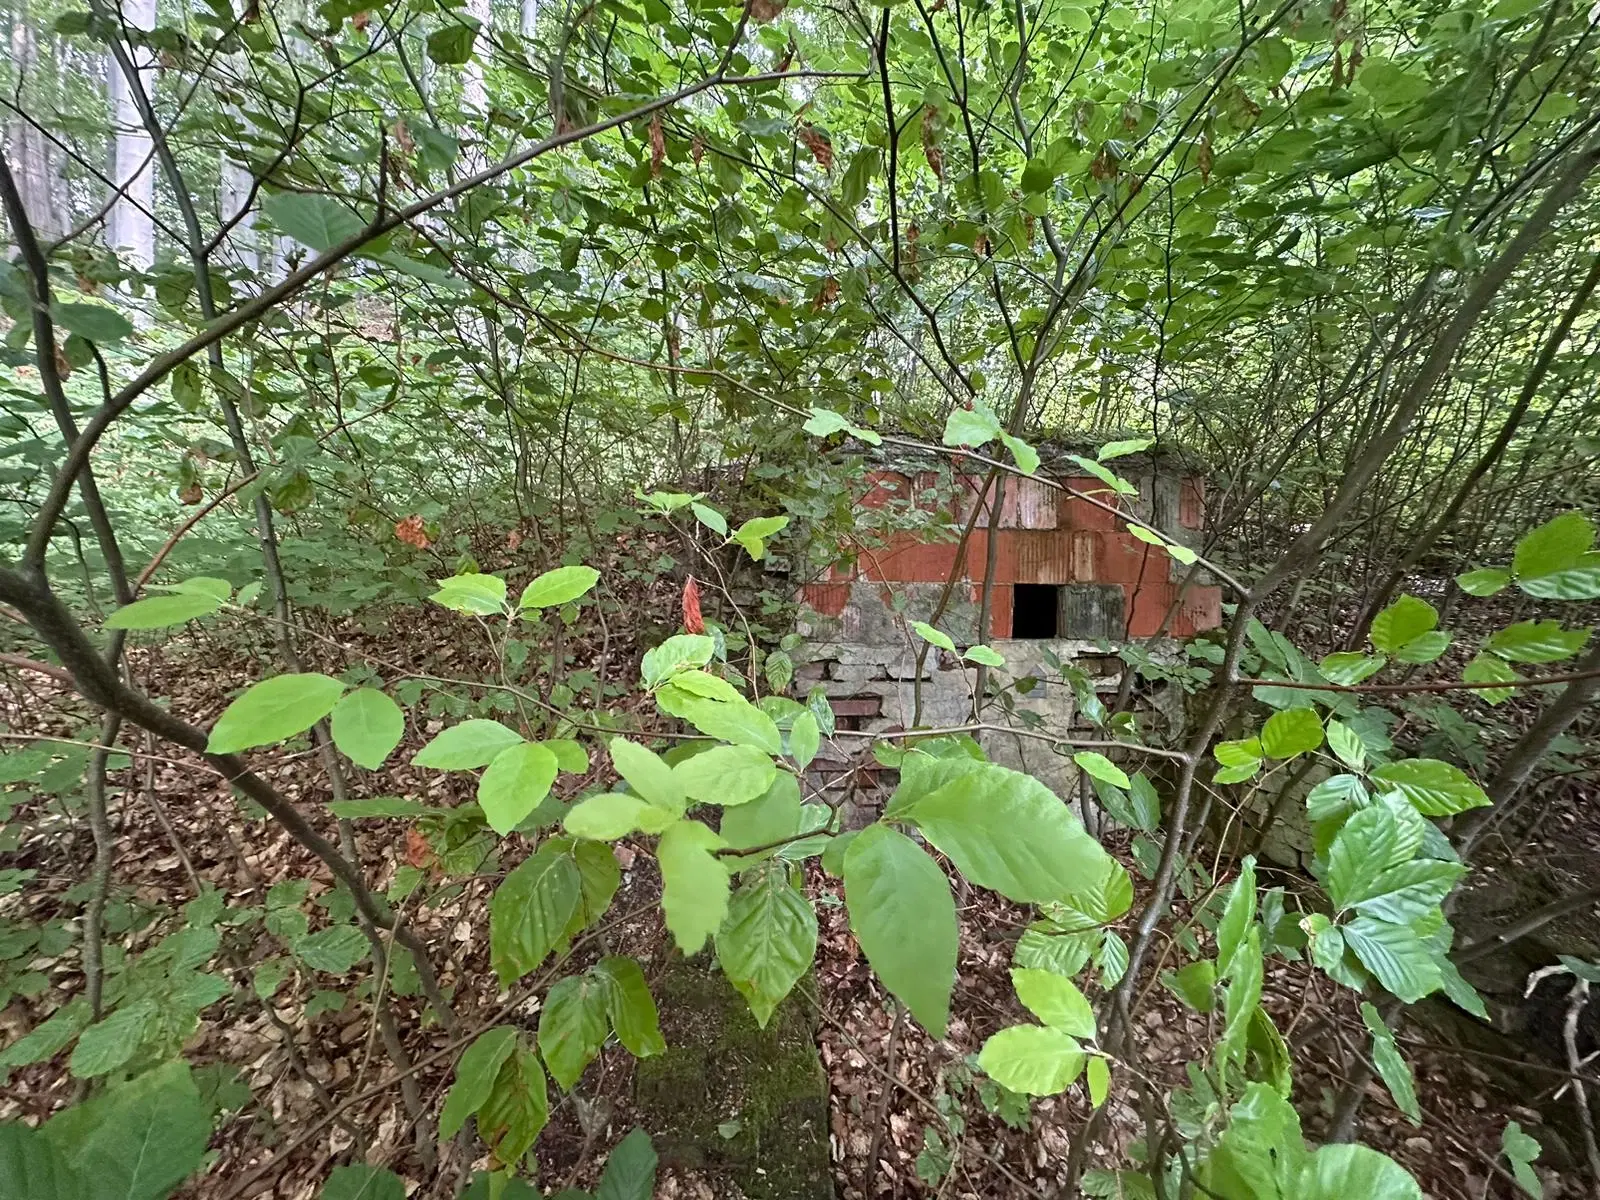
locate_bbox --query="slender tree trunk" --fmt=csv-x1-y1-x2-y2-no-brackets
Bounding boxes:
7,9,63,239
106,0,156,269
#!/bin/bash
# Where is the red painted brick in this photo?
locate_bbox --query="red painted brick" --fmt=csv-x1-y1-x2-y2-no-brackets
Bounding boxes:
859,471,912,509
1060,477,1120,531
1070,532,1099,582
1179,477,1206,530
1095,533,1165,588
1127,583,1178,638
830,696,883,718
801,583,849,617
963,531,1020,584
989,584,1014,639
1013,530,1074,584
955,473,1018,527
866,537,962,582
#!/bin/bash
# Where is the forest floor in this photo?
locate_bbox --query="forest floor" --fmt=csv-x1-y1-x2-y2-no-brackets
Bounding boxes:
0,550,1594,1199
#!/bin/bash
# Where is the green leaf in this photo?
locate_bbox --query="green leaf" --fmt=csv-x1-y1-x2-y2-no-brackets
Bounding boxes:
803,407,852,437
900,763,1113,905
476,1047,548,1164
1516,553,1600,600
1343,917,1441,1002
716,865,818,1027
1260,708,1323,758
1394,629,1450,664
1217,857,1257,979
999,431,1040,475
1220,929,1263,1065
963,643,1006,667
595,1127,658,1200
430,573,508,615
207,673,346,754
1485,620,1590,664
1085,1056,1110,1107
1369,759,1490,816
262,191,366,251
0,1123,76,1200
1369,595,1438,655
321,1165,406,1200
1122,773,1161,832
731,515,788,561
1501,1122,1542,1199
691,503,728,536
42,1061,210,1200
1512,511,1594,579
720,773,802,857
592,956,665,1058
790,711,820,769
1066,454,1139,495
490,844,581,985
641,634,715,686
1098,438,1154,460
1463,654,1518,703
1073,751,1130,789
666,694,783,755
1455,567,1510,597
1011,968,1096,1037
414,719,525,769
978,1025,1085,1095
477,742,559,834
1307,773,1369,822
69,1000,156,1078
657,819,730,954
910,620,955,653
564,792,669,840
1296,1143,1423,1199
1326,720,1365,768
609,738,686,815
943,402,1002,448
673,744,778,806
296,925,368,973
51,302,133,345
329,688,404,769
104,591,225,630
1160,960,1217,1012
843,824,957,1037
1319,652,1387,685
439,1028,518,1140
1360,1002,1419,1125
543,739,590,774
518,565,599,609
426,22,476,64
539,974,608,1091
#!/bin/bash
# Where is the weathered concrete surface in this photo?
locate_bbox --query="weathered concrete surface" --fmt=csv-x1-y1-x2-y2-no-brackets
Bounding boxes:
634,961,832,1200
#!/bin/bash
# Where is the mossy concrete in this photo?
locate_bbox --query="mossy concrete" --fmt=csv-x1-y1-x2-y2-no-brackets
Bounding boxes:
634,960,833,1199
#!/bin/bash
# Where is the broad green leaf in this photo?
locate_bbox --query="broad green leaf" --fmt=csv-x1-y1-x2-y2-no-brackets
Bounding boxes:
539,974,608,1090
1066,454,1139,495
1306,773,1369,822
1502,1122,1543,1199
1326,720,1365,768
1516,552,1600,600
999,431,1040,475
1393,629,1450,664
1260,708,1323,758
592,956,665,1058
719,773,802,857
476,1047,548,1164
716,865,817,1027
1214,738,1263,767
1343,917,1441,1002
425,22,476,65
1346,859,1463,924
543,739,589,774
1085,1056,1110,1107
430,573,508,616
565,839,622,935
803,407,852,437
104,591,224,630
413,719,524,769
1485,620,1590,663
1360,1002,1419,1125
518,565,599,609
207,673,346,754
0,1123,76,1200
666,694,782,755
1463,654,1517,703
439,1028,518,1140
673,744,778,806
1369,595,1437,654
910,620,956,653
1296,1143,1423,1199
1160,960,1217,1012
1217,856,1257,979
943,402,1002,447
564,792,668,841
478,742,559,834
296,925,368,973
657,819,730,954
790,711,820,769
1073,751,1130,789
978,1025,1085,1095
262,190,366,251
1319,652,1386,685
1455,568,1510,597
489,845,581,985
1512,511,1594,579
641,634,715,686
329,688,404,770
51,301,133,345
963,643,1005,667
42,1061,209,1200
609,738,686,814
901,763,1113,905
691,502,728,536
1220,929,1263,1065
595,1127,658,1200
321,1165,405,1200
731,515,788,560
1098,437,1154,460
69,1000,156,1078
1010,968,1096,1037
844,824,957,1037
1122,772,1161,832
1369,758,1490,815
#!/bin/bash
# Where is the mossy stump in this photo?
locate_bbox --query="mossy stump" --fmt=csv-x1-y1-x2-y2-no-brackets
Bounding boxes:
634,960,833,1199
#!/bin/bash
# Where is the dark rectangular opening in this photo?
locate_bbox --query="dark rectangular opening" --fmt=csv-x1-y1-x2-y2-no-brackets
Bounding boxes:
1012,584,1061,638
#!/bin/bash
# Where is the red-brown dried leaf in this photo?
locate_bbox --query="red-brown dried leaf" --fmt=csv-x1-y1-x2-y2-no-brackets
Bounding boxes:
649,113,666,179
506,528,524,551
922,106,944,180
813,276,840,311
404,827,435,870
178,481,203,506
352,10,369,29
799,124,834,172
682,576,705,634
750,0,787,22
691,135,705,166
395,514,430,549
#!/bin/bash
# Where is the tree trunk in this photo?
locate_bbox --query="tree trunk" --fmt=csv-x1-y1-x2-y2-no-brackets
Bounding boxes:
106,0,156,269
6,6,63,239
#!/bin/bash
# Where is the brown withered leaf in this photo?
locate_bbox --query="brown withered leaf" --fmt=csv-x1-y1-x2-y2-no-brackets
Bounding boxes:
812,276,840,312
799,124,834,172
649,113,666,179
394,514,430,549
749,0,787,22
